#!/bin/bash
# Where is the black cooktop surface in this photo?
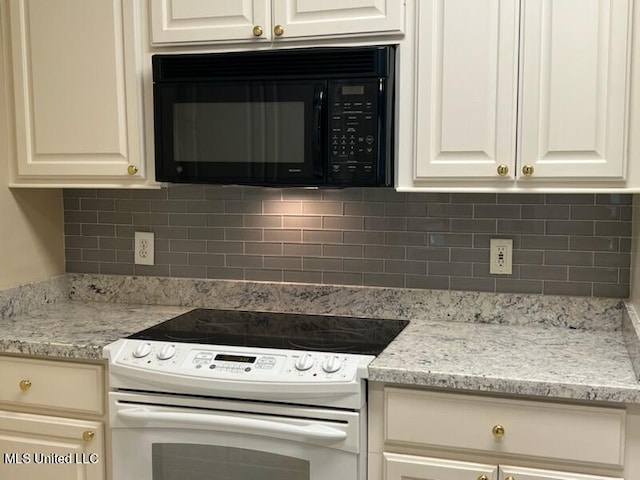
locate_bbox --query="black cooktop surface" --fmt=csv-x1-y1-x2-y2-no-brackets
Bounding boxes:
128,308,409,356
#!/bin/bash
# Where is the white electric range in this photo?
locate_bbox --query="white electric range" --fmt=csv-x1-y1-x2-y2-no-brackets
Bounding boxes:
104,308,408,480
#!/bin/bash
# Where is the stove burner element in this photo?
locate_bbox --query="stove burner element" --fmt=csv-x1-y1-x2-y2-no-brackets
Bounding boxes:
128,308,409,356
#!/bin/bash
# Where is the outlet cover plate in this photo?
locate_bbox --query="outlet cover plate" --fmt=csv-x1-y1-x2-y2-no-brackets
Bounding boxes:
134,231,154,266
489,238,512,275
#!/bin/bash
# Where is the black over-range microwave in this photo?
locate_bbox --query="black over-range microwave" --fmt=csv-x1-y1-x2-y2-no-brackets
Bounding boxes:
152,45,395,187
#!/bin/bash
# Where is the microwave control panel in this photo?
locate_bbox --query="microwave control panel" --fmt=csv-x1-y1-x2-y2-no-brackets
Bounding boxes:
328,80,381,184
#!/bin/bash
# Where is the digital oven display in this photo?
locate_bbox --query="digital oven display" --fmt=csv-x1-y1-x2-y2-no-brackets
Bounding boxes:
341,85,364,95
214,354,257,363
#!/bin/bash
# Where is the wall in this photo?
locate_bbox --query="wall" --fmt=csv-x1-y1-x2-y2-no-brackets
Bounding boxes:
631,196,640,304
0,6,64,289
63,186,631,298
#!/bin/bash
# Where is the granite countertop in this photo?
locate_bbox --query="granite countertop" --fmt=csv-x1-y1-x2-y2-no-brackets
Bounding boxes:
1,273,640,405
0,301,190,360
369,318,640,404
1,299,639,405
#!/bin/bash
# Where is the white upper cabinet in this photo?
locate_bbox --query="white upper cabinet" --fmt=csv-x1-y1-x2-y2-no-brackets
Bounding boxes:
408,0,633,189
150,0,270,44
518,0,631,181
7,0,146,187
272,0,404,39
150,0,404,45
413,0,520,180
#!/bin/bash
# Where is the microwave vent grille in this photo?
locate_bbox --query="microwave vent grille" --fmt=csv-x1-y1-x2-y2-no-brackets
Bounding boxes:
154,47,393,81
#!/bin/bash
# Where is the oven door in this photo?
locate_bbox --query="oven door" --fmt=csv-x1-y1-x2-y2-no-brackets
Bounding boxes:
154,80,326,186
109,392,364,480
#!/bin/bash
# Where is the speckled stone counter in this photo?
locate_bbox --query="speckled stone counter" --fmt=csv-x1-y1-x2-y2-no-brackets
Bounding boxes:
0,301,189,360
368,317,640,404
67,274,624,331
623,302,640,381
1,273,640,405
0,275,67,318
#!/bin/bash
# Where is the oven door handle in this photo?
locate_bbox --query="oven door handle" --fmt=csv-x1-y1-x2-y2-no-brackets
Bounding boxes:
117,408,348,442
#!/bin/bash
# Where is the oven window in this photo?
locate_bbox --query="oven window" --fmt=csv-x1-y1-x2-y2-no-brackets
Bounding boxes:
172,101,305,164
152,444,310,480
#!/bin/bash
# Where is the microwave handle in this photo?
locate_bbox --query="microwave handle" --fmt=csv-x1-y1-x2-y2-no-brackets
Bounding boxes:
117,407,347,442
313,87,325,178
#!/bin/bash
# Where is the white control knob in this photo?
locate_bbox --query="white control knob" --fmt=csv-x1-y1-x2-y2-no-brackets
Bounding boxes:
294,353,314,371
157,344,176,360
322,355,343,373
132,342,151,358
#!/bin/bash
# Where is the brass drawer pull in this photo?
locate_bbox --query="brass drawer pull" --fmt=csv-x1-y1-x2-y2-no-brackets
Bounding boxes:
19,379,32,391
492,424,505,438
82,430,95,442
252,25,263,37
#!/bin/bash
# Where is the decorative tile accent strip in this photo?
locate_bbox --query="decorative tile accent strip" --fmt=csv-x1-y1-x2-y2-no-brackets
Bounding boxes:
63,188,633,298
0,276,68,318
68,273,623,331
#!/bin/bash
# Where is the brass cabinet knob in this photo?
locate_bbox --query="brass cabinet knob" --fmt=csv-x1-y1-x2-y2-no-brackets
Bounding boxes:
127,165,138,175
497,164,509,176
492,424,505,438
252,25,263,37
19,380,31,391
505,476,515,480
522,164,534,176
274,24,284,36
82,430,95,442
477,476,489,480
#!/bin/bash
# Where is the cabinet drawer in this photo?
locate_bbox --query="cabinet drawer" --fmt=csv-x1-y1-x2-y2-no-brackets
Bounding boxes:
0,357,104,415
384,388,625,467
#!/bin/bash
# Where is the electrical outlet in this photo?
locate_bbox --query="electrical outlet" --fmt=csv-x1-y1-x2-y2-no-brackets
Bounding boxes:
134,231,154,266
489,238,512,275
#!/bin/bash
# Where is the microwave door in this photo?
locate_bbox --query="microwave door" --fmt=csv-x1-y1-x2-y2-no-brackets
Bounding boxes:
155,81,327,186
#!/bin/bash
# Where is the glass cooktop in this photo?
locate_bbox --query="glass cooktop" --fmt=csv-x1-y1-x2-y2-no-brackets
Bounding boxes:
128,308,409,356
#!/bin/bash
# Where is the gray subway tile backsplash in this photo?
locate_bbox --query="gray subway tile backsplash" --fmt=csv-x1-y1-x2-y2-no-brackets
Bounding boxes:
522,205,570,219
63,188,633,298
495,279,543,294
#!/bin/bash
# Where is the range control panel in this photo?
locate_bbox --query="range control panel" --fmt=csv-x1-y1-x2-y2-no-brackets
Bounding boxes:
328,80,380,184
112,340,369,383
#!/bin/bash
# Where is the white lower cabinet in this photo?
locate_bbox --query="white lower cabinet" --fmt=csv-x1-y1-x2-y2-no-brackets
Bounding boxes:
385,454,621,480
385,454,497,480
370,386,628,480
500,465,620,480
0,411,104,480
0,356,106,480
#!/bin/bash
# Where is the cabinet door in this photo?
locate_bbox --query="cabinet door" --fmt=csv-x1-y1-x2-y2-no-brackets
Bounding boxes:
413,0,520,181
0,410,104,480
272,0,404,39
500,465,622,480
384,453,497,480
8,0,143,183
150,0,270,44
518,0,631,180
